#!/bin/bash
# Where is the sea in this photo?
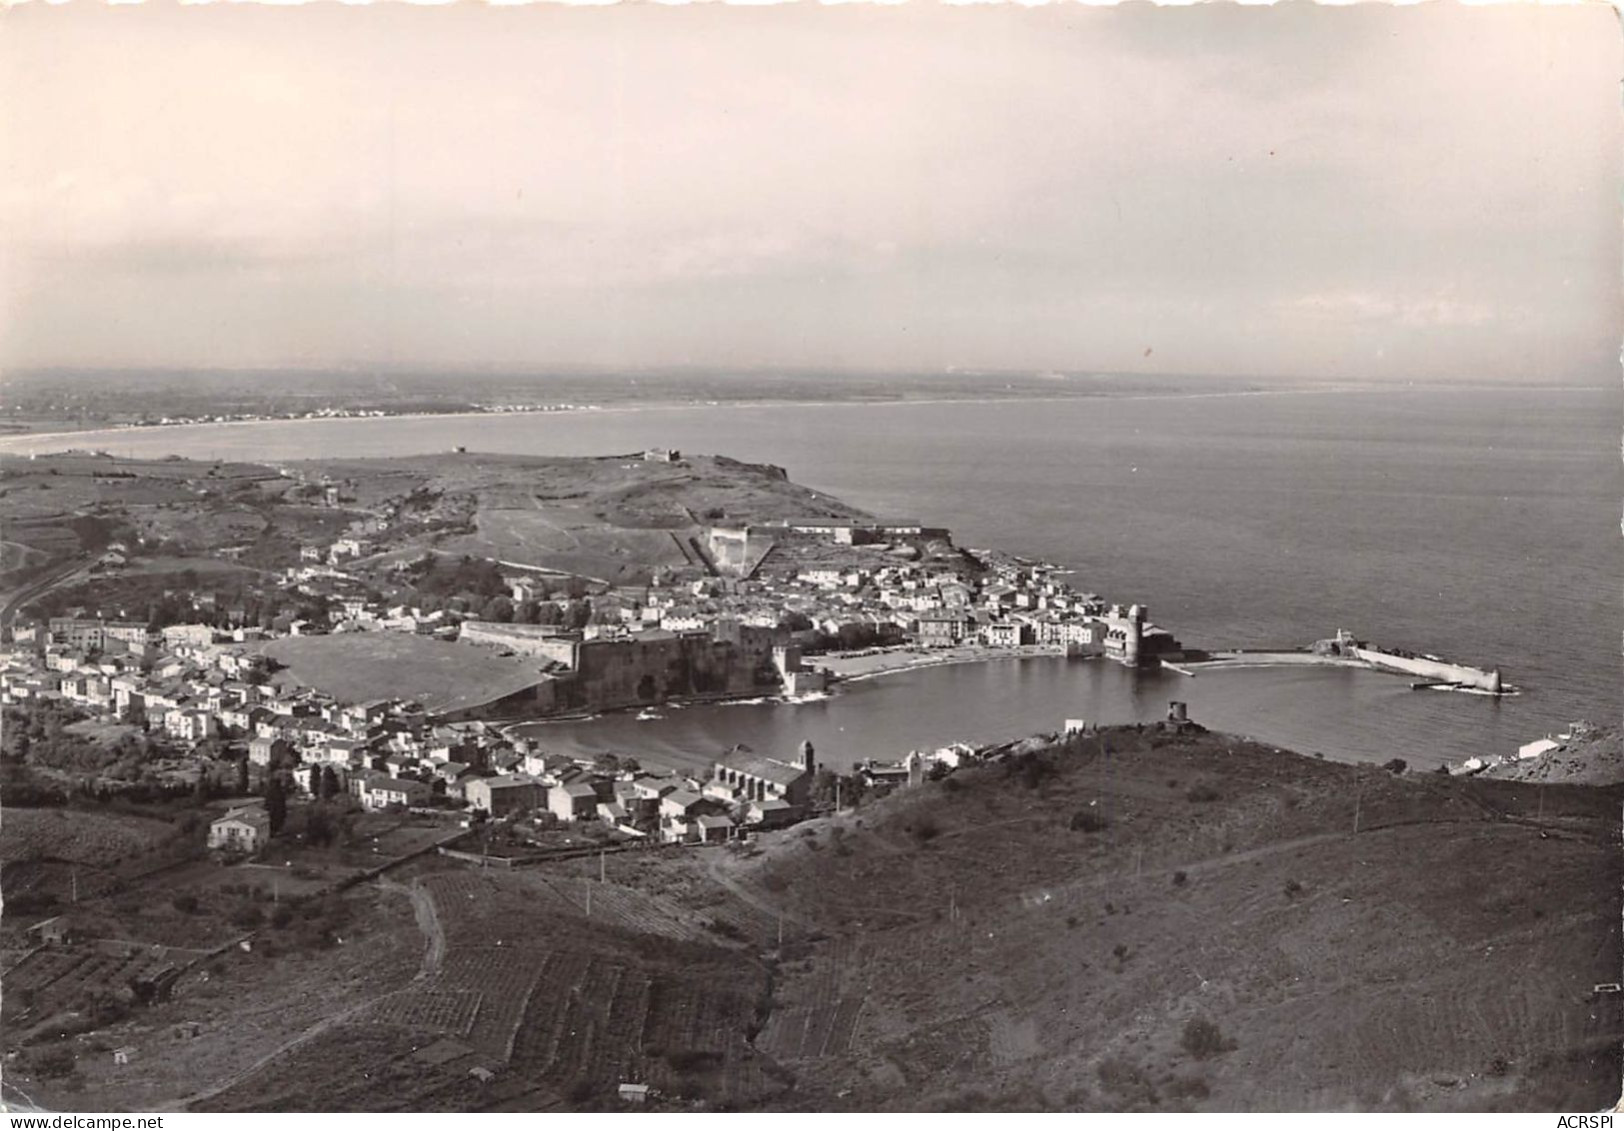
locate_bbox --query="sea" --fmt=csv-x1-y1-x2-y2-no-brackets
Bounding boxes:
6,383,1617,772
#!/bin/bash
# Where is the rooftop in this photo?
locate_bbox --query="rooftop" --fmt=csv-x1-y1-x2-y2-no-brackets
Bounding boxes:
715,750,809,788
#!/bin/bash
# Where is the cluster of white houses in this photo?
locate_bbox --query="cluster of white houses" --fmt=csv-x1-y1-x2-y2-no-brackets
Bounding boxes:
205,740,819,854
5,615,826,850
278,516,1181,674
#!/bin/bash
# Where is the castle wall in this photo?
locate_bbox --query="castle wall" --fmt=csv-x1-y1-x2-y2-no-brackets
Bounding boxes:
458,622,580,667
561,626,783,712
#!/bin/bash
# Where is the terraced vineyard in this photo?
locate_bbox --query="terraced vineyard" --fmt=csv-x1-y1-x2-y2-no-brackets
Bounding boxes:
2,808,176,868
402,866,785,1108
4,944,188,1023
516,871,715,943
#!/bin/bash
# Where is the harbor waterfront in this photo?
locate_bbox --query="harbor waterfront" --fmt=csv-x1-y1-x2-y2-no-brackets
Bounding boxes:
5,383,1613,771
508,649,1518,775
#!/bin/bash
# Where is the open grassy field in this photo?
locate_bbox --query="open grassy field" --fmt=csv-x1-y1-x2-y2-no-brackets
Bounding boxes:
260,633,551,715
714,727,1623,1111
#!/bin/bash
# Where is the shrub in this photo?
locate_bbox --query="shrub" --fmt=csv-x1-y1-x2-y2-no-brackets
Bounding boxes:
1283,879,1303,899
1185,785,1221,803
1006,752,1057,790
1383,758,1408,774
666,1049,723,1072
31,1045,77,1079
1069,808,1109,832
1096,1056,1158,1107
171,893,199,914
1171,870,1188,887
270,905,294,929
231,904,265,929
911,817,940,843
1165,1075,1211,1101
706,918,745,941
1180,1016,1231,1060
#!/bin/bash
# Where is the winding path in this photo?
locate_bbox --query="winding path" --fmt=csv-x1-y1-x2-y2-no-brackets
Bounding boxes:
177,879,441,1111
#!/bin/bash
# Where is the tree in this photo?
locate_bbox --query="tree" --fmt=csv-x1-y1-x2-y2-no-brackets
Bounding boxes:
319,766,339,802
235,757,250,795
264,776,288,834
193,772,211,805
482,596,515,623
515,600,539,625
563,599,592,631
534,602,564,626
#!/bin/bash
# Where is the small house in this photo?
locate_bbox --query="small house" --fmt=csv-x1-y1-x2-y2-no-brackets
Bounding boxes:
26,916,74,946
466,774,546,817
248,736,292,768
696,814,734,843
209,805,271,852
549,781,599,823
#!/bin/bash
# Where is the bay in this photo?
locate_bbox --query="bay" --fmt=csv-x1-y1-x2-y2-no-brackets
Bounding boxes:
8,384,1615,771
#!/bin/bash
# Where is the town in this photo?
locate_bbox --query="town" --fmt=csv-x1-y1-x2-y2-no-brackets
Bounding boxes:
0,450,1212,1111
0,448,1190,851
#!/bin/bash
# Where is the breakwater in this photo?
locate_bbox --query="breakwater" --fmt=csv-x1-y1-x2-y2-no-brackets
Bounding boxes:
1349,647,1503,694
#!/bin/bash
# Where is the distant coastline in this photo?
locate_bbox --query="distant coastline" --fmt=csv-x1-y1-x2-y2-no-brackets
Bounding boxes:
0,379,1610,457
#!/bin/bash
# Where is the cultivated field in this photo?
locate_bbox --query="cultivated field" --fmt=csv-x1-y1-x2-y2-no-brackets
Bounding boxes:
1,808,176,870
3,885,425,1112
189,861,787,1112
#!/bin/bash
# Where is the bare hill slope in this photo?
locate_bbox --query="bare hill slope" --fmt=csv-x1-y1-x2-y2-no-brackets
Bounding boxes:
720,726,1623,1111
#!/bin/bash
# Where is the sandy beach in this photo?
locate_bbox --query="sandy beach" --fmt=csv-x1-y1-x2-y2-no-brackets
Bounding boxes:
1178,651,1370,673
818,642,1072,683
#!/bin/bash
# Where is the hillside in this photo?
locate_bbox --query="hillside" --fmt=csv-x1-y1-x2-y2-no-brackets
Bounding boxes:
7,726,1616,1113
1480,726,1624,786
0,449,880,625
719,727,1623,1111
298,451,871,584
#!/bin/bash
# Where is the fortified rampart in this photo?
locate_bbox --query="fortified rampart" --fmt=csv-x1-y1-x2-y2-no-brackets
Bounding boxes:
457,620,786,714
457,621,579,667
1351,647,1502,694
706,526,778,578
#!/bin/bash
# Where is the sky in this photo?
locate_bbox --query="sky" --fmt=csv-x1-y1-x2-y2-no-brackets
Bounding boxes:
0,2,1619,383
